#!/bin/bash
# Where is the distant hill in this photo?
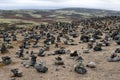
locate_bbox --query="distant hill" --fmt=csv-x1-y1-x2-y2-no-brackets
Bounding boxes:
55,8,120,16
0,8,119,23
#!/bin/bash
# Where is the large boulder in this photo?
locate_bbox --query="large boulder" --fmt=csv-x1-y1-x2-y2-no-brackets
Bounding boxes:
2,56,11,65
76,56,84,62
11,68,23,77
107,53,120,62
70,50,78,57
55,56,64,65
92,34,101,39
16,48,24,58
0,43,7,53
93,43,102,51
35,63,48,73
115,48,120,53
38,49,45,57
74,65,87,74
53,49,66,55
30,55,37,66
107,56,120,62
80,35,89,42
114,34,120,45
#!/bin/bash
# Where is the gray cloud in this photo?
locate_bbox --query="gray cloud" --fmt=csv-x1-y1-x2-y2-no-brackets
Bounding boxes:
0,0,119,11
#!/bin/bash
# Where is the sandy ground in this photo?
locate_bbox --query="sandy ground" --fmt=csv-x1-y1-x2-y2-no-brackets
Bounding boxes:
0,33,120,80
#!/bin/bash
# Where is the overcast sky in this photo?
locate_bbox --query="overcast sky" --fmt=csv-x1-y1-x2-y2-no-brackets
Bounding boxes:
0,0,120,11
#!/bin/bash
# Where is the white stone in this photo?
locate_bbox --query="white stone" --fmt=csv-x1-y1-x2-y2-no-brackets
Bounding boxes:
87,61,96,68
83,49,89,53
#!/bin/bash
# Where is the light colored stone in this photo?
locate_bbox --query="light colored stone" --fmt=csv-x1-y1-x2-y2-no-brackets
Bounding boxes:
86,61,96,68
83,49,89,53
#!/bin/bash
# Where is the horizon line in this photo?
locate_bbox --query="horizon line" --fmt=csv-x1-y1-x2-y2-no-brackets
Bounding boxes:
0,7,119,12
